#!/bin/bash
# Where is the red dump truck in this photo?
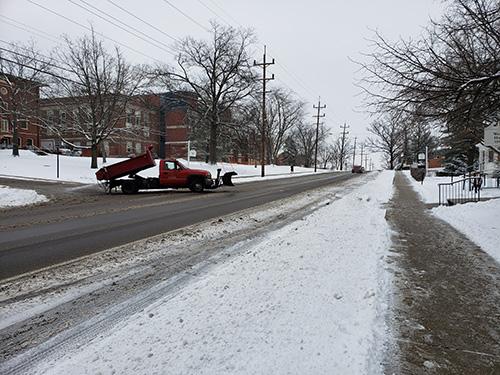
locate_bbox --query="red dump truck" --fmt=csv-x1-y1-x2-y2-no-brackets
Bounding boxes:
96,146,236,194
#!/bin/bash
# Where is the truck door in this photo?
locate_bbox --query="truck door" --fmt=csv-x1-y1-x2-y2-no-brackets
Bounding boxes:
160,161,183,187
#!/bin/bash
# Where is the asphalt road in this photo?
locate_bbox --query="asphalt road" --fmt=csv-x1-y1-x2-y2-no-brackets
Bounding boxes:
0,172,357,280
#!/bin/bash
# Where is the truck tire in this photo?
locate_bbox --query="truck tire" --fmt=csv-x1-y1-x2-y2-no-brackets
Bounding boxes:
121,181,139,194
188,178,204,193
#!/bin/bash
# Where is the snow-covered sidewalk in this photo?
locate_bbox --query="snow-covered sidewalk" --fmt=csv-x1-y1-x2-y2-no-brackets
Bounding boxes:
32,171,395,375
0,185,47,208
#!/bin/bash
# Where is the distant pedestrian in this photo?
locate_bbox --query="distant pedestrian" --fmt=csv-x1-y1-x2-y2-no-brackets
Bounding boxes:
472,173,482,193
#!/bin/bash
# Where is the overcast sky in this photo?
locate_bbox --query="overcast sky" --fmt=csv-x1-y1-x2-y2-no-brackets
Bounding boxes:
0,0,446,166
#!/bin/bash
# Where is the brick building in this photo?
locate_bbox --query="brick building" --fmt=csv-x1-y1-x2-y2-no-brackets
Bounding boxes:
159,92,194,160
38,92,198,159
40,95,161,157
0,74,42,149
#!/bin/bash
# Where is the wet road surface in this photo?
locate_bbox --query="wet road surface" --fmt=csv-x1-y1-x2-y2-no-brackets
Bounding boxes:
0,172,356,280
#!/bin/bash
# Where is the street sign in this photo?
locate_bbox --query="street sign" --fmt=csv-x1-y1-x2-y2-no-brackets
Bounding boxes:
189,149,197,157
418,153,425,161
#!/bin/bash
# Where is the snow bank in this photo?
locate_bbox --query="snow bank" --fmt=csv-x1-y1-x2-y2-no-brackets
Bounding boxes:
433,199,500,264
0,150,328,184
403,171,500,203
0,185,47,208
33,171,395,375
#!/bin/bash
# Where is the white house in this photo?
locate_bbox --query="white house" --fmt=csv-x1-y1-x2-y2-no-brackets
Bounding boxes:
476,123,500,176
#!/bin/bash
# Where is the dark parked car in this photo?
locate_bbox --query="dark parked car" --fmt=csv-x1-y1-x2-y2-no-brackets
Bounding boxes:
352,165,365,173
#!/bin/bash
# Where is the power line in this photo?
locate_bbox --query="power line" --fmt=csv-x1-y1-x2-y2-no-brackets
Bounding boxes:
205,0,242,27
191,1,316,102
352,136,357,168
0,46,74,74
27,0,163,64
339,122,350,171
0,56,83,86
359,142,365,170
0,15,60,44
196,0,231,27
254,45,275,178
263,44,316,98
313,97,326,172
68,0,177,56
0,40,54,62
161,0,210,32
106,0,180,44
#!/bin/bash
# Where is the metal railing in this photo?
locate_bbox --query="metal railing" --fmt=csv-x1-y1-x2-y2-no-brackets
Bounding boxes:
481,174,500,189
438,176,482,206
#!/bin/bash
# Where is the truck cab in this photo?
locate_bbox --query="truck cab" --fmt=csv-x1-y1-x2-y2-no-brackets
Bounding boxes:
159,160,212,191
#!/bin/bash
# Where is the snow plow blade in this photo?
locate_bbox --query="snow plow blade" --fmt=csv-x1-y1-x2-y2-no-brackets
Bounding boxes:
222,172,237,186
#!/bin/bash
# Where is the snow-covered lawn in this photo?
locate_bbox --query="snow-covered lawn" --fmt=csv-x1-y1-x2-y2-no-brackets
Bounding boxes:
433,199,500,264
32,171,395,375
0,150,329,185
404,170,500,203
0,185,47,208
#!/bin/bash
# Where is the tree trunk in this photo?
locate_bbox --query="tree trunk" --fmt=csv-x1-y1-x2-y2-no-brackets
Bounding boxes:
208,114,218,164
101,143,107,163
91,143,98,169
11,117,19,157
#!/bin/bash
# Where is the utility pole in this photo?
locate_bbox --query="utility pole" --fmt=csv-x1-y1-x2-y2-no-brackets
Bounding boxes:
352,136,357,168
339,123,349,171
313,97,326,172
254,45,275,177
359,142,364,169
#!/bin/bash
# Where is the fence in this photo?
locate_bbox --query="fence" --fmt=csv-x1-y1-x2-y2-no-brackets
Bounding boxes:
438,176,482,206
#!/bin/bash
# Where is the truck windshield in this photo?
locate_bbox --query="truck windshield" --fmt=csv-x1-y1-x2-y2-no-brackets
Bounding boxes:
176,160,187,169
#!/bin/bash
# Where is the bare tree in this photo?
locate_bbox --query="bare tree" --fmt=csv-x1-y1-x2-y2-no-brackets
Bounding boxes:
0,41,49,156
329,136,352,170
367,113,404,170
286,122,328,168
265,88,305,164
47,30,145,168
318,142,336,169
155,21,256,164
357,0,499,133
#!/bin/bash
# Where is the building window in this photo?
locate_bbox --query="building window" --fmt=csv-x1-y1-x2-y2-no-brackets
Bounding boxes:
17,137,22,147
1,136,11,147
488,150,494,163
19,120,28,130
135,143,141,155
135,111,141,128
1,119,8,133
26,138,33,147
60,112,66,124
126,141,133,154
47,109,54,124
143,127,150,137
126,111,133,128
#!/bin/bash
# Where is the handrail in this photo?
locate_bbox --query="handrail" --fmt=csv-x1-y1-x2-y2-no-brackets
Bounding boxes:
438,176,482,206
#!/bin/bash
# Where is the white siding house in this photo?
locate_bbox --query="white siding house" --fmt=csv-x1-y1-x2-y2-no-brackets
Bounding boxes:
476,124,500,176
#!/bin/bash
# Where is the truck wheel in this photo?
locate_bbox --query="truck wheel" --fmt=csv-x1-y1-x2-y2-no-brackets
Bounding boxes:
188,179,204,193
121,181,139,194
